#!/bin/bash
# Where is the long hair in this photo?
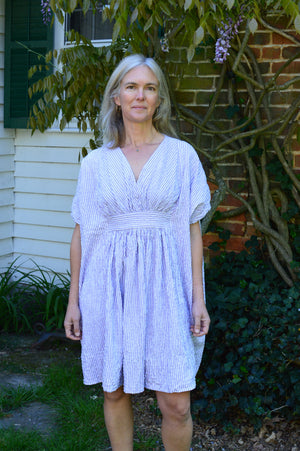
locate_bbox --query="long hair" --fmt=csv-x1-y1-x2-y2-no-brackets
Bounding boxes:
100,54,177,148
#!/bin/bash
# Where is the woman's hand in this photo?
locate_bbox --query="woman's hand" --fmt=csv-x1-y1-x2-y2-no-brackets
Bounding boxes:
64,303,82,340
190,301,210,337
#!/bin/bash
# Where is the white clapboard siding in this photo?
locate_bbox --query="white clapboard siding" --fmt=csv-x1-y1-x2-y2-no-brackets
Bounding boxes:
0,154,14,171
15,177,77,196
0,221,12,240
12,254,71,275
14,223,72,243
0,0,14,269
0,188,13,207
15,193,73,212
13,129,89,274
14,209,74,228
15,161,79,180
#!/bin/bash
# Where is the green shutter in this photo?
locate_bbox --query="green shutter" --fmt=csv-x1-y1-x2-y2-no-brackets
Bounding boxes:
4,0,53,128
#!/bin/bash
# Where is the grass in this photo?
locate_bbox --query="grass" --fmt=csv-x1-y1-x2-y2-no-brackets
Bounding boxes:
0,358,110,450
0,337,162,450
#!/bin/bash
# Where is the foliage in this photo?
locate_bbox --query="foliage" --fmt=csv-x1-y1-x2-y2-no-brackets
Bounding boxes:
194,237,300,425
29,0,300,285
0,260,69,333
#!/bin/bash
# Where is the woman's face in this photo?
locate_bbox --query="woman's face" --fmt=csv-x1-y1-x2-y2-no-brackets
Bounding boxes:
114,65,160,125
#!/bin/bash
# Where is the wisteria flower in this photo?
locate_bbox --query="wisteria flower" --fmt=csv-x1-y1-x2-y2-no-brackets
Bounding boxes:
215,14,244,63
41,0,52,25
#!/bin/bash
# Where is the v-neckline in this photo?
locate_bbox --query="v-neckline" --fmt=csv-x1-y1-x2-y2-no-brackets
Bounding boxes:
118,135,166,184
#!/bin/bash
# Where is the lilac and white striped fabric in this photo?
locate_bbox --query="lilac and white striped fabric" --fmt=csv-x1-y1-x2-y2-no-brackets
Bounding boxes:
72,136,211,393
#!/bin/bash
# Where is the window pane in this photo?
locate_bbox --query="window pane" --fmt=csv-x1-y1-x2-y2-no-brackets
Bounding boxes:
67,6,114,41
94,8,114,40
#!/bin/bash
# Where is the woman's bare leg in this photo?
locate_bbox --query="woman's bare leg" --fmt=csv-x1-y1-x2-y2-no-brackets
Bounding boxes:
103,386,133,451
156,391,192,451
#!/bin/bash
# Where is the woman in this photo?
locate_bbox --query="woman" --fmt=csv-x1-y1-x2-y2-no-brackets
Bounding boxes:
64,54,211,451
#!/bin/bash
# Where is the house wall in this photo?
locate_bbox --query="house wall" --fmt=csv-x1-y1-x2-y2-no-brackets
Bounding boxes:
0,0,15,269
13,129,91,274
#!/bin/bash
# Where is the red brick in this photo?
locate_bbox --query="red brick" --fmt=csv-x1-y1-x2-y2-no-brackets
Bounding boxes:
262,47,281,59
202,233,220,248
264,74,300,87
282,46,300,59
174,91,195,104
291,141,300,152
270,91,296,106
266,15,291,29
248,32,271,46
179,77,214,90
272,61,300,74
216,221,246,236
226,237,248,252
294,154,300,169
246,224,257,237
222,195,244,208
208,181,218,191
250,47,261,59
272,34,296,45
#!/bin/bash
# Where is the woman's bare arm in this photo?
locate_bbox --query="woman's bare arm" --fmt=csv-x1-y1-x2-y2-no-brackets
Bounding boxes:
190,222,210,337
64,223,82,340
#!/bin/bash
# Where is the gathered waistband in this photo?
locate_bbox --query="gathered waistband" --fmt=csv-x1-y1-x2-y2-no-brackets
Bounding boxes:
107,211,172,231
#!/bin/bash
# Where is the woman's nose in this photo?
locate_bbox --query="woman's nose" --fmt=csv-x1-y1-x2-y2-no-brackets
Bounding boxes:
136,88,145,99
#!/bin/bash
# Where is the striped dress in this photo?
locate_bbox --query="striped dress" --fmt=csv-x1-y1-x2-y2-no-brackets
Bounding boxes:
72,135,211,393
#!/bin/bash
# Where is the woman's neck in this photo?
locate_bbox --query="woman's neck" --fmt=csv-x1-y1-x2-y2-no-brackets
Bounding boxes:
123,122,161,148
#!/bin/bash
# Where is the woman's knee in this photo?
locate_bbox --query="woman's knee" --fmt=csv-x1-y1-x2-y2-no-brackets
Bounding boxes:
156,392,191,422
104,386,130,403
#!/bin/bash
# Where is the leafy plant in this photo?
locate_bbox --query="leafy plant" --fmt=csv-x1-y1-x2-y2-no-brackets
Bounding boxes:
194,238,300,425
0,260,70,333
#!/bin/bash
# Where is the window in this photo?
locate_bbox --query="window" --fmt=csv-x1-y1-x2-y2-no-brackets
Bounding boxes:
65,4,114,45
4,0,53,128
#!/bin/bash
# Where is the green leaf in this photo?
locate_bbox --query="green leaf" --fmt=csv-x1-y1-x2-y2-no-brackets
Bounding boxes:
159,1,172,16
144,16,153,32
130,7,138,24
193,25,204,46
226,0,234,10
82,0,91,15
295,15,300,33
69,0,78,12
184,0,193,11
187,44,195,62
60,116,67,131
248,18,258,34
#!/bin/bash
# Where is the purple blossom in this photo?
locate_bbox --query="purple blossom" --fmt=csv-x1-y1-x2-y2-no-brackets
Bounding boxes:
160,37,169,53
215,14,244,63
41,0,52,25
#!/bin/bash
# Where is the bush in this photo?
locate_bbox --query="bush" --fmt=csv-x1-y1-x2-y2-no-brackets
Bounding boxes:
0,260,69,333
195,237,300,425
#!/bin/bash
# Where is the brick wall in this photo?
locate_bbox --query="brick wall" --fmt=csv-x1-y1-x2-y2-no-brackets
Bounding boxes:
167,17,300,254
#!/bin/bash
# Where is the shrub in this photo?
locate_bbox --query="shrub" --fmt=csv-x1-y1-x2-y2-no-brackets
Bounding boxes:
195,237,300,425
0,260,69,333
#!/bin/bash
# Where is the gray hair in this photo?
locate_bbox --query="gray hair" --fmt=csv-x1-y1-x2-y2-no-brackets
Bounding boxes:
99,54,177,147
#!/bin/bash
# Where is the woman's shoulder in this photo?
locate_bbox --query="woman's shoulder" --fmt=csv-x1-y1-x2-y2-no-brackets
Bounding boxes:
165,136,198,160
80,145,111,166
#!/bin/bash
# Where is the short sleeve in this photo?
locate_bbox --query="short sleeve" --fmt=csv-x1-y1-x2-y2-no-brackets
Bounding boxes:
189,147,211,224
71,155,96,225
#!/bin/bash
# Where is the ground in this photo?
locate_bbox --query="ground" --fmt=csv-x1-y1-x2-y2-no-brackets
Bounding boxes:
0,333,299,450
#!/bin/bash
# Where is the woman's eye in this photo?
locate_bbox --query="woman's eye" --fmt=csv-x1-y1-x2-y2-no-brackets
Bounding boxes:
147,86,155,91
126,85,135,90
